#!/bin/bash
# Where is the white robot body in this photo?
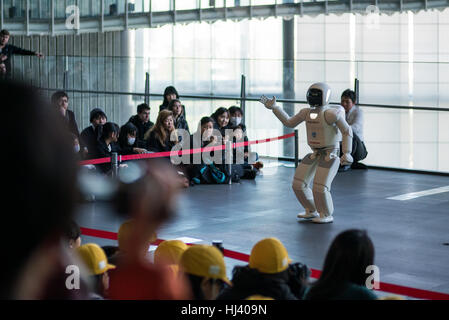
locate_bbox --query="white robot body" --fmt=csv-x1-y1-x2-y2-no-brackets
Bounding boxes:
260,82,353,224
306,106,341,149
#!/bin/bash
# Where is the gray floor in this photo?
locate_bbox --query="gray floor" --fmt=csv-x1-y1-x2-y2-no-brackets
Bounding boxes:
75,161,449,295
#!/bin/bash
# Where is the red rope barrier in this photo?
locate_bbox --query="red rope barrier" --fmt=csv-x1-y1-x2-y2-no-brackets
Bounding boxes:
80,227,449,300
79,132,296,166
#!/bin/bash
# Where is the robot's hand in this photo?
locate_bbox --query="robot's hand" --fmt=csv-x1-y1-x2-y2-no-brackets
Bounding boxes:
340,153,353,165
259,95,276,110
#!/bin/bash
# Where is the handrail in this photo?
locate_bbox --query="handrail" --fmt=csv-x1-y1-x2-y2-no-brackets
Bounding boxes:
38,87,449,113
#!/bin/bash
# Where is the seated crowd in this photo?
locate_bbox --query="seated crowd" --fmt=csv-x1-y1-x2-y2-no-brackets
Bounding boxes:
59,85,263,184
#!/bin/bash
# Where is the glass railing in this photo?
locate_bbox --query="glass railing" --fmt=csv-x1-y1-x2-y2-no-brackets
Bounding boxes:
9,55,449,173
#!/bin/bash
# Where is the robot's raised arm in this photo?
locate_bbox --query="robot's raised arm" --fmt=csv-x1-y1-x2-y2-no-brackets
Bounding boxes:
273,106,308,128
259,95,307,128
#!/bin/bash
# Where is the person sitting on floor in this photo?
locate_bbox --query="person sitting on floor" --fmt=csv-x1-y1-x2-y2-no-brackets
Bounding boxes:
180,245,232,300
90,122,120,174
186,117,235,185
128,103,154,148
79,108,107,159
168,98,190,135
231,124,263,179
211,107,231,138
118,122,148,155
339,89,368,171
145,110,179,154
76,243,116,300
154,240,188,278
217,237,310,300
304,229,378,300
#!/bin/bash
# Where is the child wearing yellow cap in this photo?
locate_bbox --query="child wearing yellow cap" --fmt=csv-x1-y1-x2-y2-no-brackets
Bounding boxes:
217,237,310,300
76,243,115,300
154,240,188,265
180,245,231,300
304,229,377,300
154,240,188,278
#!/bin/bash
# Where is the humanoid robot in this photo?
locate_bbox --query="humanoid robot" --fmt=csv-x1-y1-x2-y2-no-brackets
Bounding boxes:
259,83,353,223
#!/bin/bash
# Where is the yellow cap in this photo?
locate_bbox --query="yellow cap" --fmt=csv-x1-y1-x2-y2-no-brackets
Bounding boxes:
246,295,275,300
154,240,188,265
249,238,291,274
180,245,231,285
76,243,115,275
379,295,405,300
117,220,157,251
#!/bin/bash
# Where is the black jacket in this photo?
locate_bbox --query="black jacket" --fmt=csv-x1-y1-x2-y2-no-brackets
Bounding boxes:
146,130,176,153
128,115,154,148
60,110,80,138
0,44,36,77
117,138,136,156
90,138,112,173
79,125,101,159
216,266,299,300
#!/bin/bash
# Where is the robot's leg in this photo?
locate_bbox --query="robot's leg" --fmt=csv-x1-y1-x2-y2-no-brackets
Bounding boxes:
292,153,319,218
311,153,340,223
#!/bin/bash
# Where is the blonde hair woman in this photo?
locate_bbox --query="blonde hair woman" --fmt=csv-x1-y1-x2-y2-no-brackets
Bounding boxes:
145,110,179,152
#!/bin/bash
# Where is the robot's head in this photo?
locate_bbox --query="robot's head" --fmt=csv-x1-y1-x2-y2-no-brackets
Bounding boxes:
306,83,331,107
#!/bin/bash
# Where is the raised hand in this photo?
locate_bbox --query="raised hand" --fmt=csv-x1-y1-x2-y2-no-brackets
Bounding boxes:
259,95,277,110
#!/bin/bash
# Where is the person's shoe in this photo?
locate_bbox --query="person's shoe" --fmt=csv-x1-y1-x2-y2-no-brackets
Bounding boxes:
192,177,201,185
311,216,334,224
338,165,351,172
297,211,319,219
351,162,368,170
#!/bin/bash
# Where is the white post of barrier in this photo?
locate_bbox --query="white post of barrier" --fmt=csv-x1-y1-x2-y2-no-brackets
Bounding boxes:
226,141,232,185
111,152,118,178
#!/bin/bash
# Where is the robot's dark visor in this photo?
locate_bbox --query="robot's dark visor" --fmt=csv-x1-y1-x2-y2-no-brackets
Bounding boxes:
307,88,323,107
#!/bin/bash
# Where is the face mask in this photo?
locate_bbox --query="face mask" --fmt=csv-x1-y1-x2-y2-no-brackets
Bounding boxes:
230,117,242,126
128,137,136,145
74,144,80,153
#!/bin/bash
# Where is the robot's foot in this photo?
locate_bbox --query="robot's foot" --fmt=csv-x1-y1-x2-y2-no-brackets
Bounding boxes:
311,216,334,224
297,211,319,219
